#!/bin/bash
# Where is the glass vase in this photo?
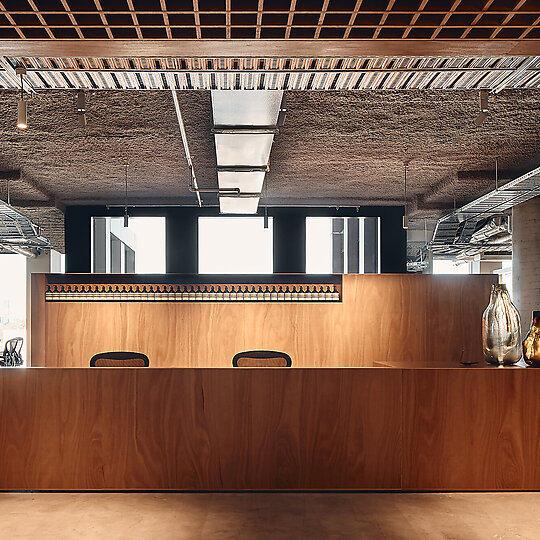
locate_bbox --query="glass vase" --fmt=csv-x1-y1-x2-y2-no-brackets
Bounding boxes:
482,284,522,365
523,311,540,366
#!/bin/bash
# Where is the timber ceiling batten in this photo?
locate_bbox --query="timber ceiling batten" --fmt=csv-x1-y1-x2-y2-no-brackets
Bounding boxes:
0,0,536,43
2,55,540,90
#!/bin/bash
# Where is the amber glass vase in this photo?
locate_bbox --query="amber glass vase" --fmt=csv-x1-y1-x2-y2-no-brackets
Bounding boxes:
482,284,522,365
523,311,540,366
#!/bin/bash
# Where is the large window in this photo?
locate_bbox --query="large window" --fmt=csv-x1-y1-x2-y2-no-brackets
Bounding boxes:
198,216,273,274
306,217,380,274
0,254,27,363
91,217,166,274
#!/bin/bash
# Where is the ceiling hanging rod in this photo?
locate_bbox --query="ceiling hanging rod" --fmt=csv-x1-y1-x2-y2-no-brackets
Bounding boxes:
171,89,202,207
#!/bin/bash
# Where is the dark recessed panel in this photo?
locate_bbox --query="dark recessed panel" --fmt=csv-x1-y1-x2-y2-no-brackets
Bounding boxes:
168,13,196,25
50,27,80,38
467,27,497,38
296,0,325,10
447,13,476,25
323,13,352,25
393,0,422,10
231,26,257,37
327,0,357,10
198,0,226,10
495,27,527,38
354,14,382,26
141,27,168,38
0,27,21,38
200,13,226,25
385,13,413,25
111,27,139,38
477,14,507,26
137,14,165,26
11,14,41,26
231,13,258,25
406,27,436,38
231,0,260,10
43,14,73,26
319,26,346,38
293,13,320,26
263,0,291,10
260,26,286,37
33,0,65,11
171,27,197,37
378,27,406,38
2,0,33,10
415,13,445,26
132,0,163,9
81,27,109,38
262,13,289,24
106,14,134,26
424,0,455,10
200,26,227,38
436,26,466,37
22,27,50,38
289,26,316,38
98,0,130,11
348,27,376,38
66,0,99,11
74,14,103,26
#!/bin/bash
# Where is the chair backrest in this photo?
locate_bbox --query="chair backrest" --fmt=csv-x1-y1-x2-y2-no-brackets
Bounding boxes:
90,351,149,367
1,337,24,367
232,350,292,367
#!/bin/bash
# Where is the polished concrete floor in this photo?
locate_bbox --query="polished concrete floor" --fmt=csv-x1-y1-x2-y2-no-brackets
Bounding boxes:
1,492,539,539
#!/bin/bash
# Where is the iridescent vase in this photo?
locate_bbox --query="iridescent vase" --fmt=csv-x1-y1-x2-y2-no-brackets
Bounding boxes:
482,284,522,365
523,311,540,366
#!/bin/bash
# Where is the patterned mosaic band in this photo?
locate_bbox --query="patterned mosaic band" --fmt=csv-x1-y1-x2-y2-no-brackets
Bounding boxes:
45,283,341,303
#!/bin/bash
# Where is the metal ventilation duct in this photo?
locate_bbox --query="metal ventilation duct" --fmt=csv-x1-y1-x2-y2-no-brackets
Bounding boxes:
429,166,540,258
211,90,283,214
0,199,51,256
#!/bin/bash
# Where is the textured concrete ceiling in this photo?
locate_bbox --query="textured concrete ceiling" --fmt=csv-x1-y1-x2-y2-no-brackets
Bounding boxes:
0,88,538,222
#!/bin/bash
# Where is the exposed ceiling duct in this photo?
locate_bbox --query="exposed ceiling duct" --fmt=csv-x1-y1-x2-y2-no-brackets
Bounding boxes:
416,165,540,262
0,199,51,257
211,90,283,214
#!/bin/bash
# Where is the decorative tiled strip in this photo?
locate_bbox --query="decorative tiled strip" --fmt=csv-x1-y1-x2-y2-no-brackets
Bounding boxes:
45,283,341,302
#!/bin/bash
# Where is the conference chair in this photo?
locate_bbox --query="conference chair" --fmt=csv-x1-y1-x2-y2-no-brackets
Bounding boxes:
90,351,149,367
232,350,292,367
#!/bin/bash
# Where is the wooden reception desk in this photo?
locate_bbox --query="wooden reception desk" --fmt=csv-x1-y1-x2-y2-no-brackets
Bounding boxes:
31,273,497,368
0,366,538,491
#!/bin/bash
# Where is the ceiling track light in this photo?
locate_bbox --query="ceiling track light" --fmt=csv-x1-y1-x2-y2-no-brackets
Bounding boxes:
77,90,87,127
15,66,27,130
475,89,490,126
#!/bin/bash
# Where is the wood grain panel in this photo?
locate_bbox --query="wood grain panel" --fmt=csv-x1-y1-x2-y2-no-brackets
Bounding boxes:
33,274,496,368
402,368,540,490
0,368,402,490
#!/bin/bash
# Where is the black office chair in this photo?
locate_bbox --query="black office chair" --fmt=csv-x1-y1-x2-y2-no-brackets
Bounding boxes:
90,351,149,367
0,337,24,367
232,350,292,367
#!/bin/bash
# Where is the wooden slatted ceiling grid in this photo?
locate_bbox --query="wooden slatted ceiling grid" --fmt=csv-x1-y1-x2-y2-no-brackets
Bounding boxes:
0,0,536,40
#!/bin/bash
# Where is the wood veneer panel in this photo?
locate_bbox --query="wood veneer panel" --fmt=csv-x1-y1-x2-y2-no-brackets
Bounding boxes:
36,274,496,368
0,368,402,490
402,369,540,490
30,274,46,367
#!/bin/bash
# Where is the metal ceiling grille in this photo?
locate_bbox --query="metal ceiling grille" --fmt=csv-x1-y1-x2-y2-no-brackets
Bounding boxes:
0,0,537,41
2,55,540,90
0,199,51,256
